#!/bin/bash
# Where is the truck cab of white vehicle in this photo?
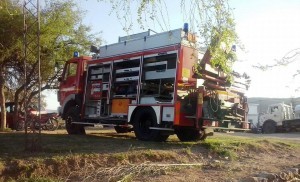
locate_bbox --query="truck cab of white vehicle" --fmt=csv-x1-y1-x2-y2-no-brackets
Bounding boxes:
259,103,294,133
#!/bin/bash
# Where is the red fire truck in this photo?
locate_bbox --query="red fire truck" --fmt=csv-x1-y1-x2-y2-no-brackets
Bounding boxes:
57,26,250,141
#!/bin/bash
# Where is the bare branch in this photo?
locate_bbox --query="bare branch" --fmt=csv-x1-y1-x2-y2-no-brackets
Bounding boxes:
253,48,300,71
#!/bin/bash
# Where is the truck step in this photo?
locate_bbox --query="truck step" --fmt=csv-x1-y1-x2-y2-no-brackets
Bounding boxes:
185,116,219,121
203,126,250,131
149,127,174,131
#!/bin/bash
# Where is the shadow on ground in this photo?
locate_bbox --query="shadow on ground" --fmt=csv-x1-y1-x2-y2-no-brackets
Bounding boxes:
0,130,202,158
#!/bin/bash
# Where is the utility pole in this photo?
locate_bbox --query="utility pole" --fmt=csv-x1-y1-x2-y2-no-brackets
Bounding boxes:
23,0,42,152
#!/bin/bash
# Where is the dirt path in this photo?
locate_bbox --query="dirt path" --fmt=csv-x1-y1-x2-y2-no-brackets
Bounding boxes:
215,131,300,142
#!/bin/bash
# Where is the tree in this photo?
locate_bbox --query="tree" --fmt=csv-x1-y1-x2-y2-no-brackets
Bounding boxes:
13,0,101,122
0,0,23,130
103,0,238,81
0,0,101,130
253,48,300,93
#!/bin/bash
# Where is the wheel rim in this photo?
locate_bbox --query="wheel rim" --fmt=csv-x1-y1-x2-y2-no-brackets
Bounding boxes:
66,115,73,126
46,120,53,129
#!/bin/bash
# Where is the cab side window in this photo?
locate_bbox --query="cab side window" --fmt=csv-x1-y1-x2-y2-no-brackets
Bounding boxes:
67,63,77,77
63,62,78,80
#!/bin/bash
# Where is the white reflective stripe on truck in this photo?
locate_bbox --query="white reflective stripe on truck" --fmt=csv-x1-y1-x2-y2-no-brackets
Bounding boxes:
60,86,76,92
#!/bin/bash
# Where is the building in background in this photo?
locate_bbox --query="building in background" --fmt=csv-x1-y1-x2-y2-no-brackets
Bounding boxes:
248,103,259,128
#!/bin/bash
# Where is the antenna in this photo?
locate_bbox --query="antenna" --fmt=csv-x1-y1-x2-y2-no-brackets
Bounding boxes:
23,0,42,152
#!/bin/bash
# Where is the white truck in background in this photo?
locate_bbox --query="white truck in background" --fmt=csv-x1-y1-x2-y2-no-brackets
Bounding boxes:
258,103,300,133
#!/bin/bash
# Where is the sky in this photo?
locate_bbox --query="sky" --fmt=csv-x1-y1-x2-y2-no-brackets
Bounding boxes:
45,0,300,110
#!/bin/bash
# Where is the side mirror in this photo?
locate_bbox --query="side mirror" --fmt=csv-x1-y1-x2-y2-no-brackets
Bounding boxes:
58,77,62,82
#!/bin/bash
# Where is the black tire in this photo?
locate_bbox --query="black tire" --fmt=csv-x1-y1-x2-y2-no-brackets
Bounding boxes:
26,120,34,130
65,107,86,135
16,120,25,131
114,126,129,133
262,120,277,134
46,118,59,131
133,107,169,142
199,130,207,141
176,128,206,141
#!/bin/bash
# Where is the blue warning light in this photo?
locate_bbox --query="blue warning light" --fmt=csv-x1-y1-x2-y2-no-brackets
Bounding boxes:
73,51,79,57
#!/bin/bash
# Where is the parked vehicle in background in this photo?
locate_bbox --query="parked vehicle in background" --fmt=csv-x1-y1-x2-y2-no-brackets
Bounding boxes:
0,102,59,131
259,103,300,133
26,106,59,131
57,25,250,141
0,102,25,131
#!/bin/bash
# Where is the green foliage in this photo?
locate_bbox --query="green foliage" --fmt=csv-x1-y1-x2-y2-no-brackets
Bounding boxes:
184,0,238,82
0,0,101,106
0,0,102,129
0,0,23,83
38,0,101,80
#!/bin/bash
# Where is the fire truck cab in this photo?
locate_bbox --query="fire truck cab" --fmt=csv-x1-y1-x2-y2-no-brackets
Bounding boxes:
58,27,249,141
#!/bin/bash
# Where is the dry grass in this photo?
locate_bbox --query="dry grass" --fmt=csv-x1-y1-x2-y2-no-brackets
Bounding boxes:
0,130,299,181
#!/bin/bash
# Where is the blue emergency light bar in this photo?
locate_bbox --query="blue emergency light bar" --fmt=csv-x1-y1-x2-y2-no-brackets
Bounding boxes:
74,51,79,57
183,23,189,34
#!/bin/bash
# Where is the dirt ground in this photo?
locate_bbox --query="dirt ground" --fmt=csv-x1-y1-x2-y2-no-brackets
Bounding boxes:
1,129,300,181
41,129,300,181
221,131,300,142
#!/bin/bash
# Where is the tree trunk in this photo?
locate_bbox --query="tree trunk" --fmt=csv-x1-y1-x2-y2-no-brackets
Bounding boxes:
0,67,7,130
13,61,39,129
13,85,24,130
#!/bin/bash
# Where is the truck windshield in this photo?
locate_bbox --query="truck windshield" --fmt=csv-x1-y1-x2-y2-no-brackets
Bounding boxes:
270,106,278,113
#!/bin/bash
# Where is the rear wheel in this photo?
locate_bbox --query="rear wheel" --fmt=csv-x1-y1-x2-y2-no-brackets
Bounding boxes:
176,128,206,141
65,107,86,135
133,107,169,142
199,130,207,140
262,120,277,134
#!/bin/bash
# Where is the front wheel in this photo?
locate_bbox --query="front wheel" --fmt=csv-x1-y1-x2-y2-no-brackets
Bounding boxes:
262,120,277,134
133,107,169,142
65,107,86,135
